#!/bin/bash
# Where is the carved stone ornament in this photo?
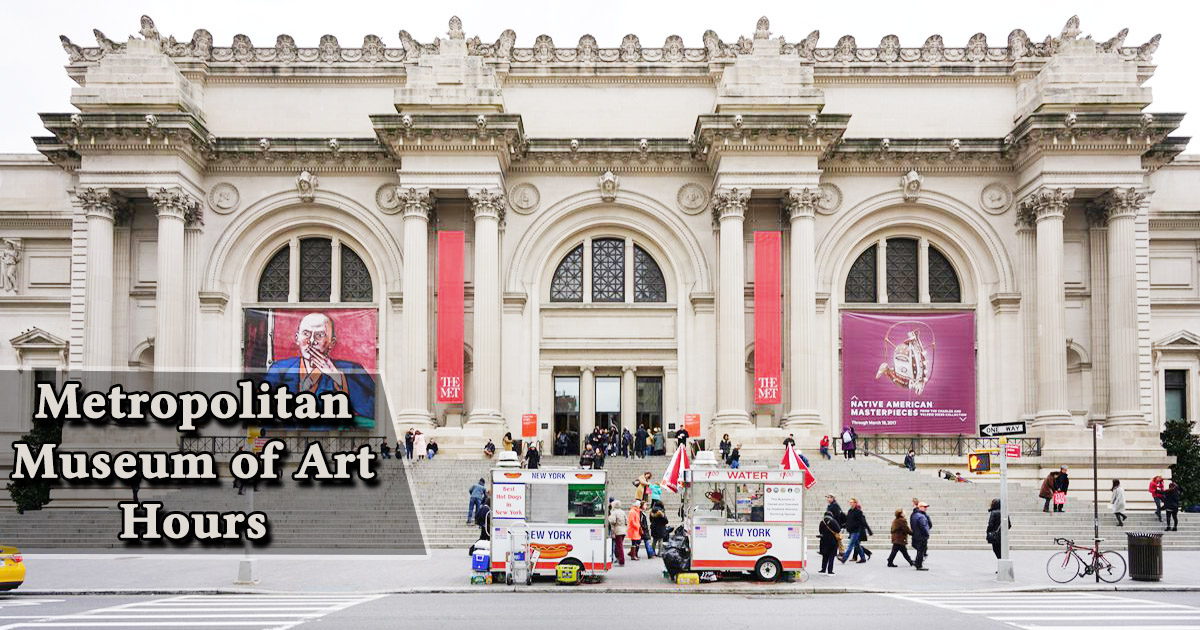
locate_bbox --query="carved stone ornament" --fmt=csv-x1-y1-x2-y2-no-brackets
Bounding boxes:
710,187,750,223
816,183,843,215
375,184,402,214
398,187,433,219
598,171,619,202
784,187,819,220
207,182,240,215
1017,187,1073,226
509,183,540,214
152,187,202,225
676,183,709,215
0,238,23,294
296,170,319,202
979,182,1013,215
900,170,924,202
469,188,507,223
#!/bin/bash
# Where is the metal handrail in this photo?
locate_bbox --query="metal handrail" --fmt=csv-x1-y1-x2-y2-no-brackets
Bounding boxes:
179,434,382,456
859,435,1042,457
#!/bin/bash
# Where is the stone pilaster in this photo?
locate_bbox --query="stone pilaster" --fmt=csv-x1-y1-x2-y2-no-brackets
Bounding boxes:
712,187,751,427
1020,187,1073,426
398,188,434,427
76,188,119,369
782,188,819,428
467,187,505,426
1096,187,1150,426
150,187,199,371
1086,205,1110,420
1016,222,1038,420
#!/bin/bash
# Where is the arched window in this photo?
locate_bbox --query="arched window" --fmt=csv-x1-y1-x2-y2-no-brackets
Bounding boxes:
256,236,374,303
550,244,584,302
843,237,961,304
634,245,666,303
591,238,625,302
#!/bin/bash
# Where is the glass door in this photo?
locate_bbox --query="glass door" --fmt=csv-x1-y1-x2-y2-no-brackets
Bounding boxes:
554,376,580,455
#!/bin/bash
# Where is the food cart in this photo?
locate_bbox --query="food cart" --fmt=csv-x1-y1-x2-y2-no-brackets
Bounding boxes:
681,467,807,581
489,468,611,581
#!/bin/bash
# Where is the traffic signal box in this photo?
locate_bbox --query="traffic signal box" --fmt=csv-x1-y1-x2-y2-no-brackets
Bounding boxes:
968,450,998,474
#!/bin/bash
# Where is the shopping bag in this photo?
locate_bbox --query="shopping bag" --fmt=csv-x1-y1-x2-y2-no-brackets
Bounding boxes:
1052,491,1066,506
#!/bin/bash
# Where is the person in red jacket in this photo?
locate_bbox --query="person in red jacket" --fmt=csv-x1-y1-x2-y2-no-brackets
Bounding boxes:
1150,476,1166,522
819,435,832,460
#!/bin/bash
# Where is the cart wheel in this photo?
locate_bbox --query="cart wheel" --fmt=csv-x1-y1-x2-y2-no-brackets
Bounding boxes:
525,574,533,586
754,557,783,582
506,574,514,586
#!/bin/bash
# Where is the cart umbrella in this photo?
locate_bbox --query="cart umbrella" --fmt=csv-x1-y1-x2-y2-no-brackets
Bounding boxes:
661,445,690,493
781,443,818,490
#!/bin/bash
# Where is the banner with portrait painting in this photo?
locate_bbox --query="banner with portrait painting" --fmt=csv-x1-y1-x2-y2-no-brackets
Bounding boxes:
841,311,975,435
243,307,378,429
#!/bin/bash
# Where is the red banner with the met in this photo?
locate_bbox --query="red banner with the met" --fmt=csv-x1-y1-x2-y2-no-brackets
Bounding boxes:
436,231,464,403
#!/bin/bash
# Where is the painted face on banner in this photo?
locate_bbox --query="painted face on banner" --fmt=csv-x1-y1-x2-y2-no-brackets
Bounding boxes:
296,313,335,360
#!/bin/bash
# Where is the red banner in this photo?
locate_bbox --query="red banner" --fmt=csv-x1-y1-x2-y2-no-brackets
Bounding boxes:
685,414,701,437
436,231,464,403
754,231,782,404
522,414,537,438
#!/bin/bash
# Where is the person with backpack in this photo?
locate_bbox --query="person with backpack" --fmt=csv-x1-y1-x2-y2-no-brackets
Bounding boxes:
986,498,1011,561
1164,481,1182,532
467,478,487,524
887,508,914,567
840,498,873,563
635,425,649,459
818,508,841,575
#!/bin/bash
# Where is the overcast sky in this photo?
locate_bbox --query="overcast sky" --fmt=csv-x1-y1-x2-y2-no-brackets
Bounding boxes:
1,0,1196,153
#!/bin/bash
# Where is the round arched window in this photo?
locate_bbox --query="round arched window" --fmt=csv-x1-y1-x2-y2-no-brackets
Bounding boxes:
549,238,667,303
257,237,373,303
844,237,961,304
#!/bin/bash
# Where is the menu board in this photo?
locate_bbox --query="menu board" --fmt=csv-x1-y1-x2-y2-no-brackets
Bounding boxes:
493,483,526,520
764,484,804,523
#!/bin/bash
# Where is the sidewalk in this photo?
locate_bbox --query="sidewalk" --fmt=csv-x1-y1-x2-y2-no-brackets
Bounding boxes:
17,549,1200,595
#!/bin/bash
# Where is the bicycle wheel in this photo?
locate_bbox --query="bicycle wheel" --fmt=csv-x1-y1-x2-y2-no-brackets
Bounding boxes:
1096,550,1127,583
1046,550,1080,583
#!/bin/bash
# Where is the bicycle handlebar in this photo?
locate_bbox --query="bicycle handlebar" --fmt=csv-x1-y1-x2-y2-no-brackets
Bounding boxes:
1053,537,1073,546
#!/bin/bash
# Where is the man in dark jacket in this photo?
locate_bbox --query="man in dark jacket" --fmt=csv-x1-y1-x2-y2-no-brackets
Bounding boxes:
525,443,541,469
825,494,845,529
474,496,491,541
910,502,931,570
468,478,486,524
1053,467,1070,512
986,498,1011,559
635,425,649,459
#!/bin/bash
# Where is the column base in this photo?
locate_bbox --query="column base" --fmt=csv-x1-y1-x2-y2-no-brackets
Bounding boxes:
1032,410,1073,427
394,410,436,430
465,410,505,426
712,410,752,428
1104,411,1147,427
782,410,821,428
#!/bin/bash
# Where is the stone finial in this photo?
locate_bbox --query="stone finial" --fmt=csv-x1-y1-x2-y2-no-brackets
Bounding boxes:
448,16,465,40
598,171,620,202
60,35,84,62
1137,34,1161,61
139,15,160,41
1100,28,1128,53
1061,15,1081,42
755,16,771,40
296,170,319,202
900,170,923,202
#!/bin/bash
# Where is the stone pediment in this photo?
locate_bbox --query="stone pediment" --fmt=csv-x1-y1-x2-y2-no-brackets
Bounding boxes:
9,327,69,363
1153,330,1200,350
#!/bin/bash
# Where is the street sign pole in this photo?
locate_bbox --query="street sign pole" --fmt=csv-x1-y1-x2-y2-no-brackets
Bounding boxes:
997,435,1014,583
1092,417,1100,583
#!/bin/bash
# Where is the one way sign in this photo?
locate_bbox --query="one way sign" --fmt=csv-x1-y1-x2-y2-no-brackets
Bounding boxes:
979,421,1027,437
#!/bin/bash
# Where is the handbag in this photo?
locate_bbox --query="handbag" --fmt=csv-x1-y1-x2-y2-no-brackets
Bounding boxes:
986,529,998,545
1052,491,1067,506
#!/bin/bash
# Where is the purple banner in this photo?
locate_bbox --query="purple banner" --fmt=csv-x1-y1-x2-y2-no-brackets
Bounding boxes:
841,311,975,434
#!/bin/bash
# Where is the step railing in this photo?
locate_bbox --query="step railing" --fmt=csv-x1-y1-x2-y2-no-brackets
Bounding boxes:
857,435,1042,457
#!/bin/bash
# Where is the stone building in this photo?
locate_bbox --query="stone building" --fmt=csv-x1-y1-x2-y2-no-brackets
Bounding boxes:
0,15,1197,483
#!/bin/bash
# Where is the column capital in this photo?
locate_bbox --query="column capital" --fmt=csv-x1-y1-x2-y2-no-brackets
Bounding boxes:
1089,186,1150,224
622,365,637,374
784,187,818,221
580,364,595,375
1017,187,1073,226
151,187,203,226
469,187,507,223
398,187,433,220
711,187,750,223
76,188,125,222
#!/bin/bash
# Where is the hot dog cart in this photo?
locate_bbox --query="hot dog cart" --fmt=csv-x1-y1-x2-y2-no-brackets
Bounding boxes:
681,467,807,581
489,468,611,581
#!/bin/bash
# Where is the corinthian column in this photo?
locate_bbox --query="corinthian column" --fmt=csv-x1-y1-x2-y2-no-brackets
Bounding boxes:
783,188,820,427
467,188,504,426
1098,187,1149,426
398,188,434,427
713,188,751,427
77,188,119,369
1020,187,1073,426
150,187,200,371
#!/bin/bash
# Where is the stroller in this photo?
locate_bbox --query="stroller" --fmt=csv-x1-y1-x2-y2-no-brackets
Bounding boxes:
660,525,691,580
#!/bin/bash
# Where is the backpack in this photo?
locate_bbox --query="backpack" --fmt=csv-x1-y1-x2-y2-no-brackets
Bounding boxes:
836,510,848,529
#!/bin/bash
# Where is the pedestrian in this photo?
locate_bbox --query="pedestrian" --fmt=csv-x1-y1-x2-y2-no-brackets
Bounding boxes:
503,432,514,453
675,426,689,450
1150,475,1166,522
818,508,841,575
579,444,594,469
840,498,873,563
904,449,916,472
1163,481,1181,532
639,502,655,558
474,496,491,541
483,438,496,458
783,433,795,448
650,504,669,554
650,480,663,506
525,442,541,469
405,429,415,459
719,433,732,464
1110,479,1126,527
634,471,652,503
636,425,649,459
412,430,427,462
608,500,627,566
819,435,831,460
427,438,438,459
627,501,644,560
841,426,856,459
910,501,931,570
468,478,486,524
396,439,404,461
1039,470,1059,512
887,508,914,567
652,428,664,456
380,440,391,459
1053,467,1069,512
826,494,846,529
729,444,741,469
234,445,246,495
986,498,1010,560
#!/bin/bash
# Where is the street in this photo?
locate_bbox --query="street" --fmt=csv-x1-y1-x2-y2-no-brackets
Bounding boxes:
0,592,1197,629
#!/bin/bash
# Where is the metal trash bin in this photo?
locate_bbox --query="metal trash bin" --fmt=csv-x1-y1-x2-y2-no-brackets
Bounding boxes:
1127,532,1164,581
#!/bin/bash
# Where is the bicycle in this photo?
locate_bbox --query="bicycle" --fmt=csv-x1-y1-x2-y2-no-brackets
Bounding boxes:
1046,537,1127,583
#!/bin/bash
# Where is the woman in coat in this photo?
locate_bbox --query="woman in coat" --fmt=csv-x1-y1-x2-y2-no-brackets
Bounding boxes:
986,499,1011,559
652,429,665,455
608,500,627,566
412,430,427,462
1039,471,1059,512
1163,481,1182,532
719,434,732,465
818,509,841,575
649,506,669,554
502,432,514,453
627,501,644,560
887,508,914,567
1110,479,1126,526
840,498,873,563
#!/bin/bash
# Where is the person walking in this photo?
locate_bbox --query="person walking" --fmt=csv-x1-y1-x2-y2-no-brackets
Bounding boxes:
818,508,841,575
1150,475,1166,522
627,501,644,561
1163,481,1181,532
468,478,486,524
986,498,1010,560
608,500,627,566
622,429,633,458
911,501,931,570
652,428,664,456
887,508,914,567
474,496,491,541
841,426,856,459
840,498,873,563
1040,470,1059,512
412,430,427,462
639,502,655,558
904,449,916,472
719,434,732,465
404,429,415,460
525,442,541,469
635,425,648,459
649,504,669,554
1110,479,1126,527
820,435,832,460
1052,467,1069,512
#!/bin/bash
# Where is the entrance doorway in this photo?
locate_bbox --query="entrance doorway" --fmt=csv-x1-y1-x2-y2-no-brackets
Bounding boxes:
554,376,580,455
595,376,621,433
636,376,663,439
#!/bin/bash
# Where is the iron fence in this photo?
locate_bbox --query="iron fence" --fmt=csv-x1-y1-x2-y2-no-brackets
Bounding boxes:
856,435,1042,457
179,434,382,456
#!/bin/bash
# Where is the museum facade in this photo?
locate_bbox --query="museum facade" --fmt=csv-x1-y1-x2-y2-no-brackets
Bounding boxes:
0,15,1197,475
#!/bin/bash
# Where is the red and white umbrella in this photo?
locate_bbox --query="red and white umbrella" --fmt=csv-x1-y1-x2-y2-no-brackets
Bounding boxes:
781,443,818,490
661,444,691,493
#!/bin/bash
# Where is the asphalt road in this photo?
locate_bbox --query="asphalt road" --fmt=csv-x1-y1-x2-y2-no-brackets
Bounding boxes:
0,592,1196,629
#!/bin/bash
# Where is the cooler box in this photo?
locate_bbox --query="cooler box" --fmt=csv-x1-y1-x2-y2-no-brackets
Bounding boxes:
676,572,700,585
472,551,490,572
556,563,579,584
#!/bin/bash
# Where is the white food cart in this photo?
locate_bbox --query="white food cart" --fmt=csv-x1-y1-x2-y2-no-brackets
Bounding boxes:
681,468,807,581
489,468,611,581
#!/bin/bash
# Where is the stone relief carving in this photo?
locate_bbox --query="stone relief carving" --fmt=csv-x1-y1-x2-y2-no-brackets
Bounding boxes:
0,239,22,294
816,183,843,215
900,170,924,202
598,171,619,202
207,182,240,215
676,183,709,215
375,184,402,214
509,183,540,214
980,182,1013,215
296,170,319,202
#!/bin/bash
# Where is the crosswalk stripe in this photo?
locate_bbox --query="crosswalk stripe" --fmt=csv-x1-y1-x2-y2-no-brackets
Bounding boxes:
887,593,1200,630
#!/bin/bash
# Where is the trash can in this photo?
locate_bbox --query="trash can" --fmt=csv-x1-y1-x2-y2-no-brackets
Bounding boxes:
1127,532,1163,581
